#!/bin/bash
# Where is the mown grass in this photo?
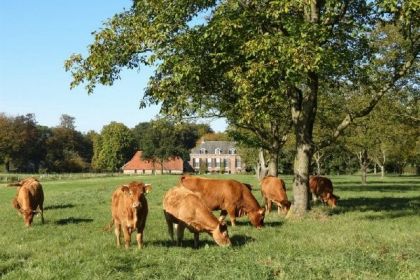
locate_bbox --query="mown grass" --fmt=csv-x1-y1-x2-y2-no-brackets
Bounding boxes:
0,174,419,279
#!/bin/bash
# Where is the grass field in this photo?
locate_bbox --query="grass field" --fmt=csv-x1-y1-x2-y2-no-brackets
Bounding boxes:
0,174,419,279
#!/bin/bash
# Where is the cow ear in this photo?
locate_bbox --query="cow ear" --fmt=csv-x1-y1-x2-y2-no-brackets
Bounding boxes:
121,186,129,193
326,193,331,199
144,184,152,193
258,208,265,215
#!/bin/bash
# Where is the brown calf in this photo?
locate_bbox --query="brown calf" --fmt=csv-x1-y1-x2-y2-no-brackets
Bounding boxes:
163,186,231,248
11,177,44,227
110,181,152,248
309,176,339,208
180,176,265,228
260,176,291,214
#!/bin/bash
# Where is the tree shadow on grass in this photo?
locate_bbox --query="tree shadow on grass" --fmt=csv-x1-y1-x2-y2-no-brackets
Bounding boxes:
44,204,75,210
54,217,93,225
330,196,420,219
335,184,420,193
149,239,220,249
149,234,253,248
263,221,284,227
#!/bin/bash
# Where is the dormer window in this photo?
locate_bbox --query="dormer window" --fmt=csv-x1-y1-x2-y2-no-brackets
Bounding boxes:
229,148,236,155
215,148,221,155
200,148,207,154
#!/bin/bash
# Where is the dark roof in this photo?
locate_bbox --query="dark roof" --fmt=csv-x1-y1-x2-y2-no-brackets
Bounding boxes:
190,141,237,155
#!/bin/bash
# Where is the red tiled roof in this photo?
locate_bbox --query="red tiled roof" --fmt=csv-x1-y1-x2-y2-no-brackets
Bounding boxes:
122,151,184,171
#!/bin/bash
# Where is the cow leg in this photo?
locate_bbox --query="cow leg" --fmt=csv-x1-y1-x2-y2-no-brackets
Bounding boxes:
277,203,281,215
39,203,44,224
262,196,268,213
136,230,143,249
122,226,131,249
227,208,237,227
176,224,185,246
164,211,174,242
311,192,318,203
267,200,272,214
114,222,121,247
219,210,228,222
193,232,200,249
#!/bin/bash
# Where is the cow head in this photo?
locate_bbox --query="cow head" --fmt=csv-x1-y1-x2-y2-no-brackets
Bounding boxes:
282,200,292,214
325,193,339,208
211,221,231,247
122,181,152,208
248,208,265,228
22,209,39,227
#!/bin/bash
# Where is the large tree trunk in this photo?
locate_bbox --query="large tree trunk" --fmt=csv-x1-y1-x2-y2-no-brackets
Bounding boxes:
288,72,318,217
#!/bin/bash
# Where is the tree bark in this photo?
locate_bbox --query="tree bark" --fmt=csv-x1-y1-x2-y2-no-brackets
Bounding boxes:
288,72,318,217
358,150,369,185
257,148,269,181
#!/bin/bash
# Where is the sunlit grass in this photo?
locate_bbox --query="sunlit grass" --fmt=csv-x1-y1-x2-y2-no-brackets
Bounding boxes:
0,174,419,279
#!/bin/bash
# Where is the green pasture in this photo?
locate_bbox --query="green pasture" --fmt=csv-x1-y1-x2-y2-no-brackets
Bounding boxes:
0,174,419,279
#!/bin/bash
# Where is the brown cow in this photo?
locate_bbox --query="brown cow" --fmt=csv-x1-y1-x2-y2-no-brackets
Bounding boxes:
309,176,339,208
180,176,265,228
11,177,44,227
260,176,291,215
109,181,152,249
163,186,231,248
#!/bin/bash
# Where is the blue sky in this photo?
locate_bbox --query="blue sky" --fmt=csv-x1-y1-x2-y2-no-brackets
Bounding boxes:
0,1,227,133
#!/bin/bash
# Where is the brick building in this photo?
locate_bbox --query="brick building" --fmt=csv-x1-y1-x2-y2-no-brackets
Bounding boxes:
189,140,243,174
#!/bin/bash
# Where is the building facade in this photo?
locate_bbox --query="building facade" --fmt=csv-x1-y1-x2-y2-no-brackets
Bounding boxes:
189,141,243,174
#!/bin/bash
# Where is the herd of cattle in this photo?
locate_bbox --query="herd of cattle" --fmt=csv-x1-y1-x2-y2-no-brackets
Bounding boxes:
10,175,339,248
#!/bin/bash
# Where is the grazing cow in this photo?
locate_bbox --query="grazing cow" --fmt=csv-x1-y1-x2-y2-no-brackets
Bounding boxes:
180,176,265,228
309,176,339,208
163,186,231,248
11,177,44,227
110,181,152,249
260,176,291,214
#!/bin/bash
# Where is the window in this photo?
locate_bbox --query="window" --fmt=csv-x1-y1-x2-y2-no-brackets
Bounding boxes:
200,148,207,154
216,158,221,167
235,158,241,168
215,148,221,155
193,158,199,168
229,148,236,155
207,158,212,168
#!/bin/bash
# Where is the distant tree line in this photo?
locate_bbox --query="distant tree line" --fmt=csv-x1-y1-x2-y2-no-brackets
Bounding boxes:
0,113,212,173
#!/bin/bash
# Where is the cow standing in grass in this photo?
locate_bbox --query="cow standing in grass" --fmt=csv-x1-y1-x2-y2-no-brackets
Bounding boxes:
180,176,265,228
109,181,152,249
309,176,339,208
260,176,291,215
163,186,231,248
11,177,44,227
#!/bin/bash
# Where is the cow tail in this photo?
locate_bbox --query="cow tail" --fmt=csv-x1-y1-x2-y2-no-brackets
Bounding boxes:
103,219,114,232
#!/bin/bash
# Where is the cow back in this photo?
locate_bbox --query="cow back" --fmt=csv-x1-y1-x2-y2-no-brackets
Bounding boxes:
163,186,220,233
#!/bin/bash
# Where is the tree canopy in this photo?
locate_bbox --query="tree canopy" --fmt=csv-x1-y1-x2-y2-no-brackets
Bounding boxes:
65,0,419,215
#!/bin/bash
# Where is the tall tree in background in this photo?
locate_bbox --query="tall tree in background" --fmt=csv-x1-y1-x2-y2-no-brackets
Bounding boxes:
44,115,92,172
92,122,136,171
140,119,203,173
0,113,40,172
65,0,419,216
